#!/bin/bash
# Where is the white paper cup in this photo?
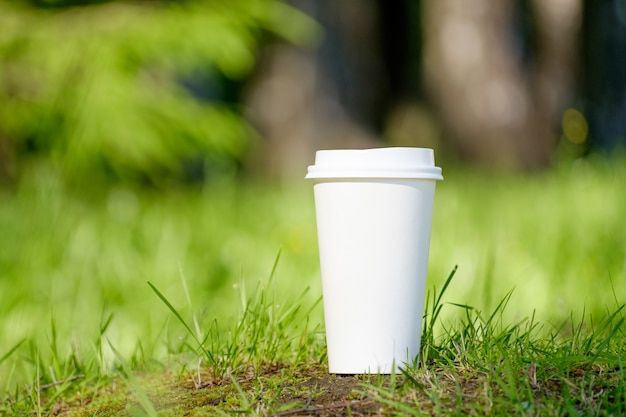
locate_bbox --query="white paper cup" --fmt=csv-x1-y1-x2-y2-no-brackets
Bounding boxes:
306,147,443,374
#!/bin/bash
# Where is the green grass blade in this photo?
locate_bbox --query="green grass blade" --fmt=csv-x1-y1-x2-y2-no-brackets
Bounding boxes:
228,373,253,415
107,340,158,417
268,248,282,284
399,367,424,390
147,281,214,364
0,339,25,366
434,265,458,314
179,262,202,341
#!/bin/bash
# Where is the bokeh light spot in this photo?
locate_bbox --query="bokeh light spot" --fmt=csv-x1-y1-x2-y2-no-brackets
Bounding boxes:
562,108,589,144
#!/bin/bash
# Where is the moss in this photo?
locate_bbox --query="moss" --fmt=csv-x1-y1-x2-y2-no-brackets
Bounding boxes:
55,360,388,416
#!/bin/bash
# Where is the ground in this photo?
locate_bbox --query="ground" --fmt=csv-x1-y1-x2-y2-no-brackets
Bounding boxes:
55,362,388,416
52,355,626,416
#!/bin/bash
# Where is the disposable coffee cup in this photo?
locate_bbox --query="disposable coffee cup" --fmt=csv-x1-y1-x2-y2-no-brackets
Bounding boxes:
306,147,443,374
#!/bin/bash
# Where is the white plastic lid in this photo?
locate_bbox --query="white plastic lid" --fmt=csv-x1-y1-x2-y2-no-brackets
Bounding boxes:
305,147,443,180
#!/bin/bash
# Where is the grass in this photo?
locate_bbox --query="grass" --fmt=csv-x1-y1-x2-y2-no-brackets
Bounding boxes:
0,154,625,415
11,265,624,416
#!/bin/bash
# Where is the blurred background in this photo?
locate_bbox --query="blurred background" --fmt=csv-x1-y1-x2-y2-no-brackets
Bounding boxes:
0,0,624,185
0,0,625,385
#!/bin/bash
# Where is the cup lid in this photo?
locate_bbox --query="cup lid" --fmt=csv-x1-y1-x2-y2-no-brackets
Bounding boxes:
305,147,443,180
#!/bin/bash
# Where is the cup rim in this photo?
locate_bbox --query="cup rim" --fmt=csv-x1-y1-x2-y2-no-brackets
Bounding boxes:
305,147,443,180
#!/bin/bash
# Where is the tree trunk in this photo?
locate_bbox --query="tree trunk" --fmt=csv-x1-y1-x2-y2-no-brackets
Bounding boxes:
244,1,383,179
421,0,582,170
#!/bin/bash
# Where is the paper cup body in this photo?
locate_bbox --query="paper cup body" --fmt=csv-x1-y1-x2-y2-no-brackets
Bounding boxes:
306,148,442,374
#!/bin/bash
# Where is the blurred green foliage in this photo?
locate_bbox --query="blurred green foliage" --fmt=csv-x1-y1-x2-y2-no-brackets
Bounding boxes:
0,0,318,185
